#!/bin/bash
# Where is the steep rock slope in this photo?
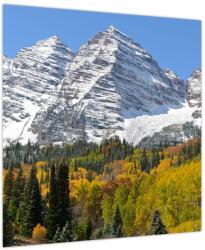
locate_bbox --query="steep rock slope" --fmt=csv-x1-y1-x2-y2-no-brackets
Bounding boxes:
187,69,201,119
35,26,188,145
137,69,201,147
3,36,74,144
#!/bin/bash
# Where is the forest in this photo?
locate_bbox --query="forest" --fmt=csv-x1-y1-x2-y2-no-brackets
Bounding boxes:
3,136,201,246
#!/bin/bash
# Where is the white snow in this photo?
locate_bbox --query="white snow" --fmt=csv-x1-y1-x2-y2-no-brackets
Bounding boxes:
123,102,200,145
3,100,40,144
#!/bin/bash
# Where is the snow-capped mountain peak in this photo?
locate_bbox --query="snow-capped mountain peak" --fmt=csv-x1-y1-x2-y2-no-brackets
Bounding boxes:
164,68,180,80
3,37,75,144
3,27,201,147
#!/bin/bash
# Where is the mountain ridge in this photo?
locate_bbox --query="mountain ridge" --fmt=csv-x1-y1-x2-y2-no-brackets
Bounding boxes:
3,27,201,146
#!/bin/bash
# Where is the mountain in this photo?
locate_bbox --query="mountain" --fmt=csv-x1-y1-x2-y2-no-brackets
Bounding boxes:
187,69,201,119
3,26,201,146
3,36,74,144
138,68,201,148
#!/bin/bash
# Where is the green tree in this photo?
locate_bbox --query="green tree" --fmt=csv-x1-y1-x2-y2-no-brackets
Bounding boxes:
3,200,14,247
3,167,14,201
149,210,167,235
13,167,25,208
83,218,92,240
20,166,43,237
85,184,102,226
140,149,150,173
53,226,61,243
59,220,74,242
101,193,113,232
151,150,160,168
111,205,123,238
45,165,59,240
56,162,72,229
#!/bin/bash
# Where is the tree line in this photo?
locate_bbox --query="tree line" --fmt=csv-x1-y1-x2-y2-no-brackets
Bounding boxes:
3,137,200,246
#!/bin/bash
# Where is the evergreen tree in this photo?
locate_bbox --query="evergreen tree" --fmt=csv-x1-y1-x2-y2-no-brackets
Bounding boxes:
56,162,71,228
3,200,14,247
20,166,43,237
83,218,92,240
111,205,123,238
53,226,61,243
13,167,25,209
151,150,160,169
140,149,150,173
149,210,168,235
3,167,14,201
45,165,59,240
29,178,43,226
3,167,19,225
59,220,74,242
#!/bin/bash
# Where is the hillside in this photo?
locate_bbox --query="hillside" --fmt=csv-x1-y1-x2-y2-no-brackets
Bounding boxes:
3,137,201,246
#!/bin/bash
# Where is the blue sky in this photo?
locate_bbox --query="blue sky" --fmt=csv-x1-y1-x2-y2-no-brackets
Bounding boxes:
3,5,201,80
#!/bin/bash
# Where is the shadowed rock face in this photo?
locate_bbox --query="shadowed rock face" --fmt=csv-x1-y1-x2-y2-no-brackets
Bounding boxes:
138,122,201,148
3,36,74,144
187,69,201,118
3,27,201,146
32,26,188,145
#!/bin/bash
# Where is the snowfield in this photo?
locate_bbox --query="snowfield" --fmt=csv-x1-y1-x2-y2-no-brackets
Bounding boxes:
123,102,200,145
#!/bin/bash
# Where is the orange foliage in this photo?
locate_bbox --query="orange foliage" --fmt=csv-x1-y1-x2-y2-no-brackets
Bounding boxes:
32,224,47,242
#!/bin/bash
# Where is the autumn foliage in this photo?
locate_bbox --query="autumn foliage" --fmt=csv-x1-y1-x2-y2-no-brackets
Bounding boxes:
3,137,201,246
32,224,47,242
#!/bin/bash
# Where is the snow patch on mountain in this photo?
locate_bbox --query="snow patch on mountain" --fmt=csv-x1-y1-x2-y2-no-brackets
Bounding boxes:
123,102,199,145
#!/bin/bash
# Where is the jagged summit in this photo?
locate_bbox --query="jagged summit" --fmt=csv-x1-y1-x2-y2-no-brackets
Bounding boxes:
38,35,60,43
36,35,73,53
164,68,180,80
104,25,144,50
106,25,122,34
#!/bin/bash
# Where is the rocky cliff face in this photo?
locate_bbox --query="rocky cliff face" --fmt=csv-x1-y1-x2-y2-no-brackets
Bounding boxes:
3,27,201,146
138,122,201,148
136,69,201,147
3,36,74,144
187,69,201,119
33,26,188,145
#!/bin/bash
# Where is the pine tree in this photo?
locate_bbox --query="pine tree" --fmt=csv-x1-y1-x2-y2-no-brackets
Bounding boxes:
3,199,14,247
3,167,14,201
111,205,123,238
20,166,43,237
149,210,168,235
13,167,25,209
60,221,74,242
45,165,59,240
140,149,150,173
29,178,43,227
83,218,92,240
151,150,160,169
56,162,71,228
3,167,19,225
53,226,61,243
